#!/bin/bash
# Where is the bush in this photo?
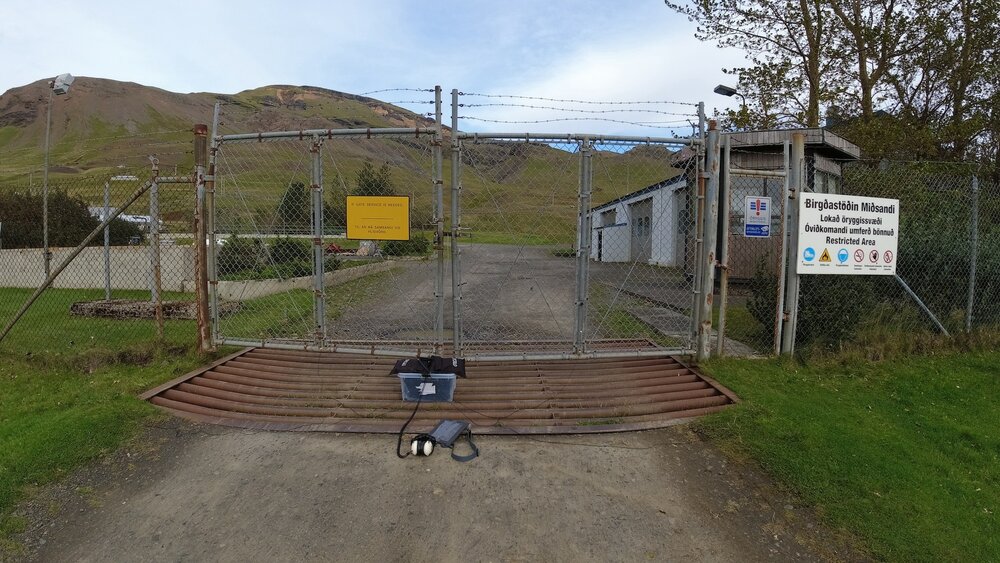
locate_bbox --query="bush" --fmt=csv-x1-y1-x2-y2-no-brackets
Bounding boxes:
744,254,878,352
381,234,430,256
0,189,143,249
268,237,311,264
217,237,266,276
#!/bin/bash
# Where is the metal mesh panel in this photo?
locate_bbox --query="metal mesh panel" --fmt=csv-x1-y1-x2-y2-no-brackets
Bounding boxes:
212,134,439,354
0,171,197,355
321,136,437,349
720,155,787,355
585,141,699,353
457,139,582,350
788,161,1000,351
213,138,316,344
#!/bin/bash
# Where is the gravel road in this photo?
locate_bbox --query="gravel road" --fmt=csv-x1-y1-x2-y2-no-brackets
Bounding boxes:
11,420,865,563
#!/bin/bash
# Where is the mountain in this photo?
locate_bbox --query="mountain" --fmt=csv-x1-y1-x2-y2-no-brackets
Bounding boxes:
0,77,683,240
0,77,435,182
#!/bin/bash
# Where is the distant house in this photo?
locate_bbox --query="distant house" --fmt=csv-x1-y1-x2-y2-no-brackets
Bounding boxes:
589,175,688,267
87,206,160,232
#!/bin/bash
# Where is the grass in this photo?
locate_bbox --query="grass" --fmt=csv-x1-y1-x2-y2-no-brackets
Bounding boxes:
587,284,684,348
698,352,1000,562
0,266,400,552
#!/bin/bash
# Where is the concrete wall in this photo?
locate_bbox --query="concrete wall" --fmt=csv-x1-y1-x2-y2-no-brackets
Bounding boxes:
0,245,194,292
199,260,398,301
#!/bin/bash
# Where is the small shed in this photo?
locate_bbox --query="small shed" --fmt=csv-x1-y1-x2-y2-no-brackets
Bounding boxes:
724,128,861,280
589,175,688,267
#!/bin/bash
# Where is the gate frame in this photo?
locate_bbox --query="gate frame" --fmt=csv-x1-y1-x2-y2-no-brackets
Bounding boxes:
206,100,717,362
452,130,710,361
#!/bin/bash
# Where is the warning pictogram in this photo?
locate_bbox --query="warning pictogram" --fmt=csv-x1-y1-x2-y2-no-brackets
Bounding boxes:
854,249,864,262
870,250,880,263
884,250,893,263
819,248,832,262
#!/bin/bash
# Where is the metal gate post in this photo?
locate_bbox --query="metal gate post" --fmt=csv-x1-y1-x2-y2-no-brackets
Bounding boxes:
310,135,327,344
450,89,464,355
690,102,707,347
574,138,594,354
773,140,791,354
194,124,211,353
103,180,112,301
966,174,979,331
780,133,805,355
696,123,721,361
715,135,731,357
150,176,163,340
433,86,445,353
207,102,221,345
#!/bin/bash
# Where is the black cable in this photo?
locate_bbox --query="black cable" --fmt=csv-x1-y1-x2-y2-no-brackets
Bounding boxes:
395,376,427,458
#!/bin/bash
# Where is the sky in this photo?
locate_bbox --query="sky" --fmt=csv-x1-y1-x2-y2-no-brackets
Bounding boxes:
0,0,749,136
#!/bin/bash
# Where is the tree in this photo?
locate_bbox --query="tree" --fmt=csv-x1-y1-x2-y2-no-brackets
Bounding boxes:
0,190,142,249
276,181,310,233
666,0,837,127
353,160,395,196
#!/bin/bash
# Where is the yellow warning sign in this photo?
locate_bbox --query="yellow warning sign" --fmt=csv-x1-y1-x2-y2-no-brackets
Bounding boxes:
819,248,832,262
346,196,410,241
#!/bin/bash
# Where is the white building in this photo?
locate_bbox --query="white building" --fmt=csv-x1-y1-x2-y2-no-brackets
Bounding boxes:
589,175,688,267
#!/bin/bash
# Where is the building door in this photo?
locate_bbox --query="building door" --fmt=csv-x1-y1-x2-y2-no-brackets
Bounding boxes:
629,198,652,261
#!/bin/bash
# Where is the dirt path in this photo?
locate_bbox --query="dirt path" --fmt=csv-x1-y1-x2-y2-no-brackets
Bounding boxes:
12,420,865,562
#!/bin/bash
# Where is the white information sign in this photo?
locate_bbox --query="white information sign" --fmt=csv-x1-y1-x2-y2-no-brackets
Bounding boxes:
743,196,771,238
797,193,899,275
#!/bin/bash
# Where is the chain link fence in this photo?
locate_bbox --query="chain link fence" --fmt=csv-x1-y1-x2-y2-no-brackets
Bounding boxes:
791,161,1000,353
212,131,441,355
717,156,999,356
0,170,198,358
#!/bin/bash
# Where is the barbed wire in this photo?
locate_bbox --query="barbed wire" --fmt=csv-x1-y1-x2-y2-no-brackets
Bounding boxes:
458,92,698,107
457,116,692,129
359,88,435,96
459,102,696,118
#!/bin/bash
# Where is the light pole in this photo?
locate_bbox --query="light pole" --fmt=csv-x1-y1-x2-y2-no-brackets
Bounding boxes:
713,84,747,112
42,73,74,277
103,174,139,300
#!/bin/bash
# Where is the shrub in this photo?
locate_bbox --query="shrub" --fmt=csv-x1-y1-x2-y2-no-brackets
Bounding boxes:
217,237,266,276
381,234,430,256
268,237,311,264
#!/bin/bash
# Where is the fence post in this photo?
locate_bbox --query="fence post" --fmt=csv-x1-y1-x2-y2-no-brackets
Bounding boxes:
780,133,805,355
150,173,163,340
966,175,980,332
103,180,112,301
696,122,721,361
194,124,211,353
574,138,594,354
690,102,706,347
450,89,464,356
310,135,326,345
773,140,791,355
207,102,221,345
433,86,445,353
715,134,731,357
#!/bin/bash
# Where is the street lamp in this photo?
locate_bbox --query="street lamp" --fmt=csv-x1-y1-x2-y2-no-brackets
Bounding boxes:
42,73,74,277
713,84,746,109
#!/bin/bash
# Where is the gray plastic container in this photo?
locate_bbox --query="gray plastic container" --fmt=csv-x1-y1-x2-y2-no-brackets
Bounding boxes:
397,373,456,402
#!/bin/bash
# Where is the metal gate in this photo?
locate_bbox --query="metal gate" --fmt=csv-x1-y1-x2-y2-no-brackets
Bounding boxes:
209,93,711,360
716,137,790,356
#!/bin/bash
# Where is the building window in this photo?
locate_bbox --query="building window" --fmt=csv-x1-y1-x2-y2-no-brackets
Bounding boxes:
601,209,617,226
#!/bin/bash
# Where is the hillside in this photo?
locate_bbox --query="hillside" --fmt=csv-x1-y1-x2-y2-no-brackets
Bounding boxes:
0,77,687,241
0,77,434,182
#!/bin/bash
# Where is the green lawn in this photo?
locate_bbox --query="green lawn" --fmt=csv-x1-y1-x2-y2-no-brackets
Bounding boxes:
698,352,1000,562
0,267,400,554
